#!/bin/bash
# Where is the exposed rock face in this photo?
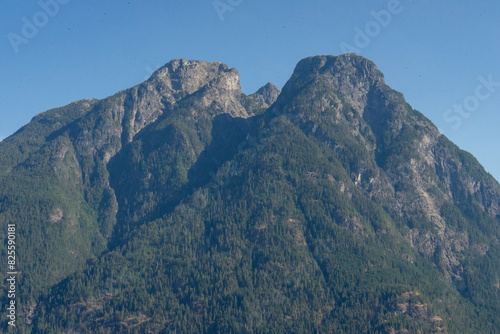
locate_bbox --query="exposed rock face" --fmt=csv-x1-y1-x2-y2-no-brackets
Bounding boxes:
0,58,279,303
83,59,263,157
150,59,235,95
272,54,500,286
280,54,385,114
252,82,281,108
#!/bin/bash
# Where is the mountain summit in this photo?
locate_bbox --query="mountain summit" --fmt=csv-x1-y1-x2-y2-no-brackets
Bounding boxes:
1,55,499,333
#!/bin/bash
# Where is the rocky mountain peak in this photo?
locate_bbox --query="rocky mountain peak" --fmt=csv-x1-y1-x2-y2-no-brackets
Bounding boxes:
148,59,241,96
278,54,386,114
293,54,384,84
254,82,281,106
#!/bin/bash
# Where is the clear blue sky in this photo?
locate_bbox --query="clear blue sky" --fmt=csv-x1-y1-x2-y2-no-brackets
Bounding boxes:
1,0,499,181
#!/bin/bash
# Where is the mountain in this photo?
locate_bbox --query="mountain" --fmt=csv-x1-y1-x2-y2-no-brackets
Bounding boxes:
0,55,499,333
